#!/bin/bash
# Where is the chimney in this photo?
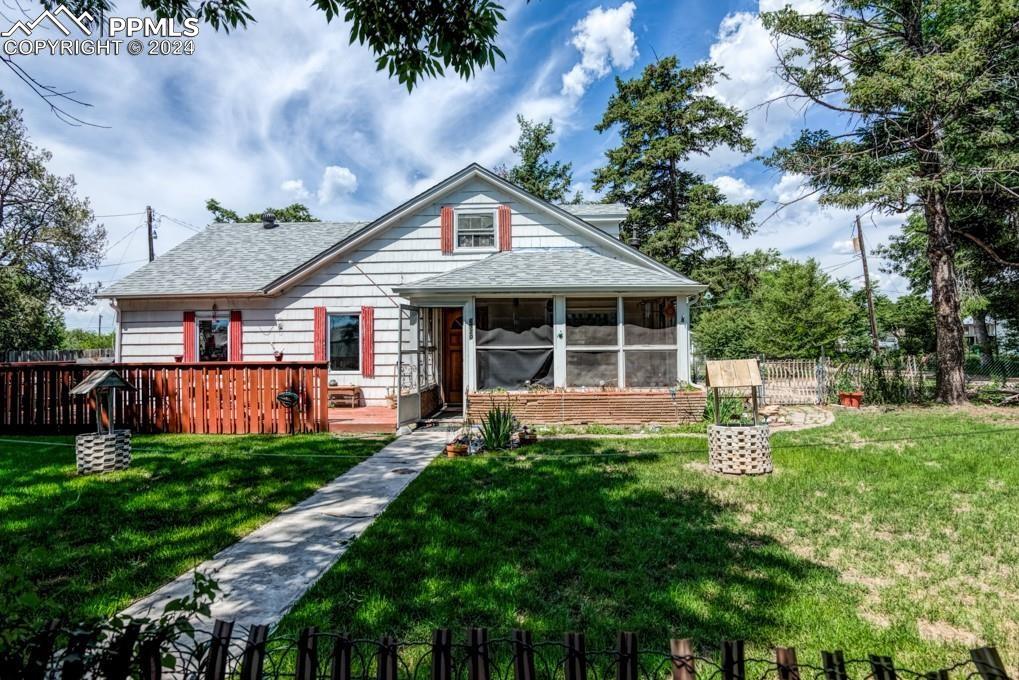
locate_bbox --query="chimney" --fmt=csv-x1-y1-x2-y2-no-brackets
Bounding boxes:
262,211,277,229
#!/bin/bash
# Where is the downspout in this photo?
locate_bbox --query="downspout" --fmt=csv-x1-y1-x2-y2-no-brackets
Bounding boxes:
110,298,123,363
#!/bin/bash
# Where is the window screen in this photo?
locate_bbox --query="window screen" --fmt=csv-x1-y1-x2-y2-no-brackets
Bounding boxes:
624,297,677,345
567,351,618,388
197,318,229,362
457,212,495,248
329,313,360,371
476,298,553,346
477,349,553,390
566,298,618,346
625,350,677,387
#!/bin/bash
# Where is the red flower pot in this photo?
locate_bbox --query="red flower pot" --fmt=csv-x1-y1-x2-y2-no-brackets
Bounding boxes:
838,391,863,408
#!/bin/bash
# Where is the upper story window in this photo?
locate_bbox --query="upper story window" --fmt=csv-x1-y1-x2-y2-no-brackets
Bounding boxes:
456,212,495,249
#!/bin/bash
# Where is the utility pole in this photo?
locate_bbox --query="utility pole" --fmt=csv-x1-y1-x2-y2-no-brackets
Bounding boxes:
855,215,880,353
146,206,155,262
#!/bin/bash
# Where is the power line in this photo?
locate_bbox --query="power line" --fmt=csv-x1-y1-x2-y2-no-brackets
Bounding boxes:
94,211,145,219
101,223,144,256
157,212,203,232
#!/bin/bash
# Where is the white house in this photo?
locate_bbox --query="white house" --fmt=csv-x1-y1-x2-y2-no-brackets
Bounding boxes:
100,164,707,430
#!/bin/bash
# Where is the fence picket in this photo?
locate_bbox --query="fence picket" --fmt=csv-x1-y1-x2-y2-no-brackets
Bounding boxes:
295,627,318,680
776,647,800,680
204,619,234,680
468,628,491,680
103,622,141,680
616,632,638,680
564,632,586,680
512,630,536,680
239,624,269,680
821,651,849,680
331,633,354,680
431,629,453,680
869,655,897,680
22,619,60,680
971,647,1010,680
377,636,399,680
721,641,744,680
670,639,695,680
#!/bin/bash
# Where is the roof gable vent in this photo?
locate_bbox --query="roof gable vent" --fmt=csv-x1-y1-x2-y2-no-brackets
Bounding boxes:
262,211,277,229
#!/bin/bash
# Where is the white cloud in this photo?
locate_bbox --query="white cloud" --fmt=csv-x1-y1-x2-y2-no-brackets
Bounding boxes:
280,179,310,200
317,166,358,204
560,2,638,98
832,239,856,255
711,175,758,202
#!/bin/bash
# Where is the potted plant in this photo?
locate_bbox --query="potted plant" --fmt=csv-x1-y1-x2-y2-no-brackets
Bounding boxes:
834,370,863,407
517,425,537,446
445,433,469,457
274,349,284,362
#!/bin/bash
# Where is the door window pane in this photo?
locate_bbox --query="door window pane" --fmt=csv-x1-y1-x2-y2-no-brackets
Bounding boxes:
477,348,553,390
566,351,618,388
476,298,553,346
623,297,677,345
197,318,229,362
566,298,618,346
329,314,360,371
625,350,677,387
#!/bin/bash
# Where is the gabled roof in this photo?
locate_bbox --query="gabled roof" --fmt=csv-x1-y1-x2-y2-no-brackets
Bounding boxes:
393,249,701,295
100,221,367,297
101,163,697,299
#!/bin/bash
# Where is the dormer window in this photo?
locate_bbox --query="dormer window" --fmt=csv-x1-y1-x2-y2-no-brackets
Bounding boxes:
456,211,496,249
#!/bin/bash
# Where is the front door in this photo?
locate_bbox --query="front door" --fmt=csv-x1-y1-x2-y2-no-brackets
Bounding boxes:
442,308,464,405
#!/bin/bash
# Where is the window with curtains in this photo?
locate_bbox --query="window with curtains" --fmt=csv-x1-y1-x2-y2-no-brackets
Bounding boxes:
563,296,679,388
456,211,495,249
196,317,229,362
475,298,553,389
328,313,360,372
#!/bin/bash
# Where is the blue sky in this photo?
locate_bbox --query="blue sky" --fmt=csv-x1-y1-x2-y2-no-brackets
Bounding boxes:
6,0,911,331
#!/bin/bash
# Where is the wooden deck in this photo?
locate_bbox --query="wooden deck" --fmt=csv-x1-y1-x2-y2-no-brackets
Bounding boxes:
328,406,397,434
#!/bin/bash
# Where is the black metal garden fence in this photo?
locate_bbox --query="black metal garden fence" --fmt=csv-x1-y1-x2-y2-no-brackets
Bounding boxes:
2,619,1012,680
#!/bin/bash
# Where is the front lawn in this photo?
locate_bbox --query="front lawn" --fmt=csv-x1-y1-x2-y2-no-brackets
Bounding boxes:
279,407,1018,668
0,433,390,625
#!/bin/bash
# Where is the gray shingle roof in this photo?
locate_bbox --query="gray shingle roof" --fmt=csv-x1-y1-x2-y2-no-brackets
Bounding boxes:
393,249,701,294
100,221,368,297
559,202,627,217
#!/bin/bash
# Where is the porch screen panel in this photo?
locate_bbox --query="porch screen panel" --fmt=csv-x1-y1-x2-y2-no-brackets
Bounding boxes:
476,298,553,346
625,350,677,387
566,351,618,388
623,297,676,345
475,298,553,389
566,297,617,345
477,349,553,390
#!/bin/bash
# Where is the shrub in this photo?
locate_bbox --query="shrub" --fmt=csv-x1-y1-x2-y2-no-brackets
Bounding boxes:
479,405,514,450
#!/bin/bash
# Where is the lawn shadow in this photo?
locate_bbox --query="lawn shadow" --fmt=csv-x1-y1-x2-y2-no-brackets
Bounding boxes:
280,438,842,651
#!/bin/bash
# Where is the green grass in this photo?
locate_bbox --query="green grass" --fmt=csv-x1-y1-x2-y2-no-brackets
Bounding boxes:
278,407,1019,668
0,432,390,624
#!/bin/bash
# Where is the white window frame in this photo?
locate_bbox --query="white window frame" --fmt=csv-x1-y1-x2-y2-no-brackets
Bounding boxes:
327,310,361,374
454,208,498,252
195,311,230,363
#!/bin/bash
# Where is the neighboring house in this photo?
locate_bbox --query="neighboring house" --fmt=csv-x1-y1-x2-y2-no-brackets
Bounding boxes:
100,164,707,429
962,316,1007,347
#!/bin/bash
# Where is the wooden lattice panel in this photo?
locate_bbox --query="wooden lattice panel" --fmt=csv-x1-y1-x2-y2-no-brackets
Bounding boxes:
75,430,132,474
708,424,773,475
467,391,707,426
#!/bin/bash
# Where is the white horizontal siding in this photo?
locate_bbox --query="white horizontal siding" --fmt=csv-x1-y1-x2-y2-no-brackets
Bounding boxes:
116,176,636,406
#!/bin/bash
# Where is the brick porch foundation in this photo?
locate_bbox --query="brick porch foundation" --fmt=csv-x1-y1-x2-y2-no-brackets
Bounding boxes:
467,390,707,426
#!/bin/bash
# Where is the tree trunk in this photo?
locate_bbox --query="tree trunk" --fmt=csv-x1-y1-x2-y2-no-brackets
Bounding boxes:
924,190,968,403
971,309,993,368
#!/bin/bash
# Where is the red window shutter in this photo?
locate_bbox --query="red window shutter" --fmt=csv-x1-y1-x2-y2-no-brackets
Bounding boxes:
182,311,196,362
498,205,512,251
229,310,243,361
313,306,327,362
361,306,375,378
440,206,454,254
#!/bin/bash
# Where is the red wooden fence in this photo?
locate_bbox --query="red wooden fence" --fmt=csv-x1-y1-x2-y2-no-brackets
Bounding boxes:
0,362,330,434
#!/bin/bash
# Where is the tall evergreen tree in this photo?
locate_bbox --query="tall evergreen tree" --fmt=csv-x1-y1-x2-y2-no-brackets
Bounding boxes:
497,115,577,203
592,57,759,272
762,0,1019,402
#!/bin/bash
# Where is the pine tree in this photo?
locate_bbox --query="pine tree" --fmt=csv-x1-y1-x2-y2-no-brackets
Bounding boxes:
497,115,576,203
592,57,759,272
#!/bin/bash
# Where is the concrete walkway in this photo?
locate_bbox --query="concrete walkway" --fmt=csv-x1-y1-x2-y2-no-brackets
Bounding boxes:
121,428,447,632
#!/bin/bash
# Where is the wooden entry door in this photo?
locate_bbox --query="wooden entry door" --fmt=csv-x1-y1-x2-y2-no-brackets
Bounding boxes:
442,308,464,405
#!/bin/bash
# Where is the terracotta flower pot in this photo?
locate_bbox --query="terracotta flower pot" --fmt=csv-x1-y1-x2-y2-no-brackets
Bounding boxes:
445,443,468,458
838,391,864,408
518,434,537,447
173,355,183,363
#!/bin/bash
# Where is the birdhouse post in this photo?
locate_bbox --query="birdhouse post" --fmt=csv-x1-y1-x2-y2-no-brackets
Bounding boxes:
705,359,773,475
69,369,135,474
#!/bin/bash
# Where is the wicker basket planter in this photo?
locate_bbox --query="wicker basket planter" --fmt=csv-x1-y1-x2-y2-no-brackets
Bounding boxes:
708,424,772,475
75,430,132,474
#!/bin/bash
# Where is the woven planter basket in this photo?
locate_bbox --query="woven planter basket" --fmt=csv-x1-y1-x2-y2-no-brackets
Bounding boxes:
708,424,772,475
75,430,132,474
